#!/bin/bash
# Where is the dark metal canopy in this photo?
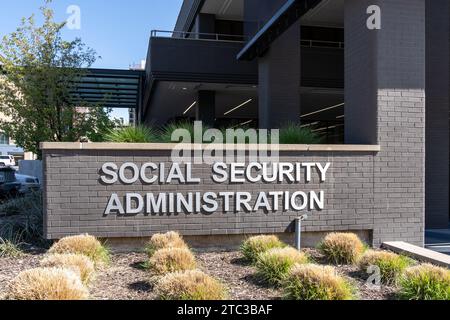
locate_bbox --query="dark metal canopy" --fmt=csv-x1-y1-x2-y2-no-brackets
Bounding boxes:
70,68,145,109
237,0,322,61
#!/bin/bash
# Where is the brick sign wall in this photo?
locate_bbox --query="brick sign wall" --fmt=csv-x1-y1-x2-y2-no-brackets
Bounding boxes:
41,143,423,247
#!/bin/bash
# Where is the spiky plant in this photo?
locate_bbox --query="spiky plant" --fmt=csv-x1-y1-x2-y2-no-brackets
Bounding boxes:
105,125,157,143
277,123,323,144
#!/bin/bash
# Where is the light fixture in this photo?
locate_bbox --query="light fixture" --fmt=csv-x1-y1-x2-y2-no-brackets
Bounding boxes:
301,102,345,118
232,120,253,129
224,99,253,116
336,115,345,119
312,124,345,133
183,101,196,115
300,122,319,128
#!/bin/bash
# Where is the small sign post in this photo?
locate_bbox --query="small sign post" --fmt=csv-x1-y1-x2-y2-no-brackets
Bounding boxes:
295,215,308,251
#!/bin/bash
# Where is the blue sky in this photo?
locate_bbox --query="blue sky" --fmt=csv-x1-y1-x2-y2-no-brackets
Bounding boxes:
0,0,183,122
0,0,183,69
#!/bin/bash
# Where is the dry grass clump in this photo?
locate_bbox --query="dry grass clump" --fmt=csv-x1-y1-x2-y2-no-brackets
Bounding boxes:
7,267,89,300
48,234,110,266
359,250,413,285
319,233,365,265
283,264,356,300
145,231,188,257
399,264,450,300
40,254,95,285
256,247,309,286
154,270,228,300
148,247,197,277
240,235,285,263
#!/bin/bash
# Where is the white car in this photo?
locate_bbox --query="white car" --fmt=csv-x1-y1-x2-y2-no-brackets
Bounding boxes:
15,174,41,194
0,155,15,167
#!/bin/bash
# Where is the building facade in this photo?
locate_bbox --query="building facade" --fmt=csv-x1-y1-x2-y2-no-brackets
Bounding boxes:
42,0,450,247
139,0,450,231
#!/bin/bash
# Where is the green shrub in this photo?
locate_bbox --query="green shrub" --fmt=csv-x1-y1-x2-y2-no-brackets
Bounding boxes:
144,231,188,257
319,233,365,265
399,264,450,300
154,270,228,300
0,237,23,258
256,247,309,286
48,234,110,266
105,125,157,143
277,123,323,145
283,264,356,300
240,235,285,263
159,121,210,143
0,191,44,244
359,250,413,285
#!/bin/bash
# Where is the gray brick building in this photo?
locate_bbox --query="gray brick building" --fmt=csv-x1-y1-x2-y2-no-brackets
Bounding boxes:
42,0,450,247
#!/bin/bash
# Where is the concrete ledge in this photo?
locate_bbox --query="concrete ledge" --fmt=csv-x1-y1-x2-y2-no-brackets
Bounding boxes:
383,241,450,268
40,142,381,153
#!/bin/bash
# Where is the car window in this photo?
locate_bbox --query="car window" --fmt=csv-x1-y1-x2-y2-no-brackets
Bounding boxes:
0,156,8,159
25,178,35,183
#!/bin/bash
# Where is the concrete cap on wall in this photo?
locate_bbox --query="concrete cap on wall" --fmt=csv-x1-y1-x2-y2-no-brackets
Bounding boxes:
40,142,381,153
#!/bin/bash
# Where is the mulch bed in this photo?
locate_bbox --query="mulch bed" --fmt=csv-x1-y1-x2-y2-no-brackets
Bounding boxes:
0,248,398,300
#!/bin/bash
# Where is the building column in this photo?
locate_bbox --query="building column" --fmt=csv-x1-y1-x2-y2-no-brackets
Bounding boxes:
425,0,450,229
258,20,301,129
195,13,216,39
196,90,215,127
345,0,426,246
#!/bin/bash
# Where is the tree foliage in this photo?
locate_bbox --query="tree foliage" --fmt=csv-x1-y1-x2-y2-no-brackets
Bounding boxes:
0,1,115,158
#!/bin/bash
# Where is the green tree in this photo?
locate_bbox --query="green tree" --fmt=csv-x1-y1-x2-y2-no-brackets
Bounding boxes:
0,1,115,158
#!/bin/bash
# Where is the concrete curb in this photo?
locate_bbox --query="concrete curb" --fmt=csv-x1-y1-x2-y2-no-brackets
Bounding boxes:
383,241,450,268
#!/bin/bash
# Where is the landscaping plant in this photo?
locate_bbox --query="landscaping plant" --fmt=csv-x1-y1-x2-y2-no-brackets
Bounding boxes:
158,121,210,143
48,234,110,266
144,231,188,257
7,267,89,300
319,233,365,265
154,270,228,300
40,253,95,285
278,123,323,145
283,264,356,300
359,250,413,285
148,247,197,277
399,264,450,300
0,191,44,244
255,247,309,286
0,237,23,258
105,125,157,143
240,235,285,263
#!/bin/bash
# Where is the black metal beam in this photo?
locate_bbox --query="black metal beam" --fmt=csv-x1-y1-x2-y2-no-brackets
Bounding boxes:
237,0,322,61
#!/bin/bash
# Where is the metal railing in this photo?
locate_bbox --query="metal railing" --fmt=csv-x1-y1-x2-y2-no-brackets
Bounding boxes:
150,30,246,43
301,39,345,49
151,31,344,48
